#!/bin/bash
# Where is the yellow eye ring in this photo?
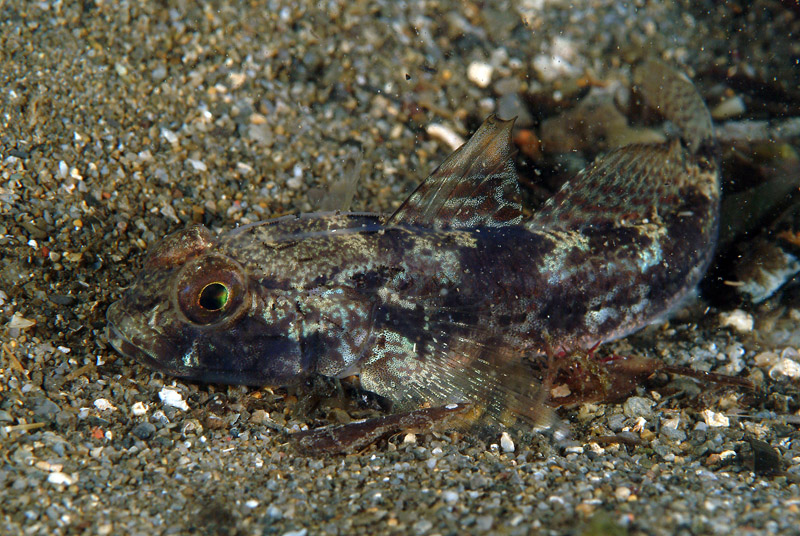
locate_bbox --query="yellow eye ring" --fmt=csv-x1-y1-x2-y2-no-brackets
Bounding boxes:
198,282,229,311
175,254,250,326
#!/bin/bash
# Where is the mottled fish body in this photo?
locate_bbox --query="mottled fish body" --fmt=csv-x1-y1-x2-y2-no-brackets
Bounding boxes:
107,61,718,423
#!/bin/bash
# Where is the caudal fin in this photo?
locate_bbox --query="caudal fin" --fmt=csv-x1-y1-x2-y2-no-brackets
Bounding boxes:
633,59,714,154
531,60,718,233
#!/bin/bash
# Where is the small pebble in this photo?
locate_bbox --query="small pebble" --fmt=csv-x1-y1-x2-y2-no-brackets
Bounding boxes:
754,351,779,367
661,415,681,430
500,432,515,453
413,519,433,534
711,96,746,119
158,387,189,411
719,309,754,333
475,515,494,531
186,159,207,172
768,358,800,380
442,490,459,505
496,93,534,126
607,413,626,432
131,422,156,440
250,409,269,424
7,312,36,330
266,505,282,519
623,396,654,419
161,128,179,144
467,61,493,88
151,65,167,81
701,409,730,428
31,399,60,419
661,426,687,443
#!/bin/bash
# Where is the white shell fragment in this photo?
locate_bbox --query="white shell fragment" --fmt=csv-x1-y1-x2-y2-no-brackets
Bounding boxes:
93,399,117,412
500,431,515,453
425,123,465,152
768,358,800,380
159,387,189,411
48,472,76,486
718,309,754,333
701,409,730,428
131,402,149,416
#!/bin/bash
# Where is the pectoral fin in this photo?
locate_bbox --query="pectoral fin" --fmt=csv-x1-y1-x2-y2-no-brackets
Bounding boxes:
358,326,552,430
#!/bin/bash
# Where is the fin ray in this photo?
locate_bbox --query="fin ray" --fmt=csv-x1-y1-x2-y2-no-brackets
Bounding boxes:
633,59,714,152
530,142,693,231
358,324,551,428
388,115,523,229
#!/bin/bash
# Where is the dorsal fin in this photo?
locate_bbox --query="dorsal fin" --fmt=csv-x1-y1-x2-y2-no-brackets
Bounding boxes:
530,141,693,232
388,115,523,229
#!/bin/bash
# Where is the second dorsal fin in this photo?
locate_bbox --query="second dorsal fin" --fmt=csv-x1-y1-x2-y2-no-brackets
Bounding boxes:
388,115,523,229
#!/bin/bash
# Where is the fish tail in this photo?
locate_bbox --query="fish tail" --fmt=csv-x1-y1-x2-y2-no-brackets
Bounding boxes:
531,60,718,232
633,59,715,155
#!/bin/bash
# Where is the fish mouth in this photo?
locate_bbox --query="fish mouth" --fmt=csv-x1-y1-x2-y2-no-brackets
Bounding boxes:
105,319,176,374
106,300,305,386
105,300,185,376
105,320,281,386
105,301,267,385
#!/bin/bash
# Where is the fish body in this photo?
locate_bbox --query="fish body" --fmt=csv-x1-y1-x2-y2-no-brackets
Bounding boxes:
107,61,718,422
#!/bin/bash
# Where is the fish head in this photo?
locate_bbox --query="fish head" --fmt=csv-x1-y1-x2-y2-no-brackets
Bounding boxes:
106,225,310,386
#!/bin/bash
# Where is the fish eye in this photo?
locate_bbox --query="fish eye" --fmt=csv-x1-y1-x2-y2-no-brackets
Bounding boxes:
199,282,229,311
176,255,250,326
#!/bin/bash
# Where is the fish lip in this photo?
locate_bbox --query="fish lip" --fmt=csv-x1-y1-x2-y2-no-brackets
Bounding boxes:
106,300,186,376
106,321,205,379
106,306,271,385
106,302,297,386
105,320,174,373
106,300,182,376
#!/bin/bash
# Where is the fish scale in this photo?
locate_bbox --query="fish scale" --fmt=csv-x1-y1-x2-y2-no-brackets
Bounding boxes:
107,60,719,427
